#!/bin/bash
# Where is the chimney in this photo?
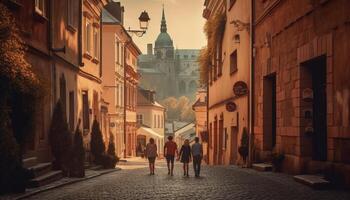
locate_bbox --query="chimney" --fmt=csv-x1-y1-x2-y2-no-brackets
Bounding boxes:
147,44,153,55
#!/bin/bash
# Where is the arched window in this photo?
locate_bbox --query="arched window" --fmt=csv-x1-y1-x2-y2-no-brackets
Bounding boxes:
179,81,186,93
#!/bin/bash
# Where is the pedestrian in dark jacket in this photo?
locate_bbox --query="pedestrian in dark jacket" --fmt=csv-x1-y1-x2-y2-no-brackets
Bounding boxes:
178,139,191,177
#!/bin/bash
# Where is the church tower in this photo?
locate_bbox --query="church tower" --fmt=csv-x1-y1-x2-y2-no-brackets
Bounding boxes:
154,6,174,60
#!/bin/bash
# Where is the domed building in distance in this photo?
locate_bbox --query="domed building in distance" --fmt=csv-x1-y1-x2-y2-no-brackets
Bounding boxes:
138,7,200,101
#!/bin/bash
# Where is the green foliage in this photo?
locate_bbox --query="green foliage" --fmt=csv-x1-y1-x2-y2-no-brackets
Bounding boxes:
0,109,28,194
198,47,210,85
70,124,85,178
238,127,249,161
49,100,72,174
201,12,226,84
100,154,118,169
161,96,195,122
90,119,105,163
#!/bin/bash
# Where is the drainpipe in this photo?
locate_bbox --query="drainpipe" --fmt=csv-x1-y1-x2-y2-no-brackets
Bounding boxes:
248,0,255,168
79,0,83,67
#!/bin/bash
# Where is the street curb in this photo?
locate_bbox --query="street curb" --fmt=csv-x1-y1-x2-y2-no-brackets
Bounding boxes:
13,168,121,200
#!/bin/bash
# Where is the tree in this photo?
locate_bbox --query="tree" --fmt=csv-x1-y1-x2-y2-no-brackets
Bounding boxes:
0,109,28,194
238,127,249,166
0,2,41,157
70,120,85,177
49,100,72,174
90,119,105,163
107,133,116,157
161,96,195,122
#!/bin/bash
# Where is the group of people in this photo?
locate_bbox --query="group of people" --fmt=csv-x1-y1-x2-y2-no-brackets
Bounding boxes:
144,136,203,177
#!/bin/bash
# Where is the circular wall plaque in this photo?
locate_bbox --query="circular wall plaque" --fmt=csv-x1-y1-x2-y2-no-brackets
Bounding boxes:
233,81,248,97
226,102,237,112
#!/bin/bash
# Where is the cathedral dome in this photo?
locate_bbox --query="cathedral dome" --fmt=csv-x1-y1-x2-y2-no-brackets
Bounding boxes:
155,32,173,48
154,6,174,48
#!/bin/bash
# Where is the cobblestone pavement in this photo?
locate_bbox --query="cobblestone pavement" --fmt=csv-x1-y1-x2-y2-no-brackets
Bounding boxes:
24,158,350,200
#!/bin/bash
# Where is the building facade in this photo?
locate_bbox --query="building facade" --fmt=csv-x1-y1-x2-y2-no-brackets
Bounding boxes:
124,40,141,157
138,8,200,101
102,2,130,157
78,0,108,152
192,88,208,162
204,0,251,165
253,0,350,184
136,88,165,157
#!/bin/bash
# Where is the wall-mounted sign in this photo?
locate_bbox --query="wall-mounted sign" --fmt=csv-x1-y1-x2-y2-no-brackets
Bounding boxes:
233,81,248,97
226,102,237,112
302,88,313,102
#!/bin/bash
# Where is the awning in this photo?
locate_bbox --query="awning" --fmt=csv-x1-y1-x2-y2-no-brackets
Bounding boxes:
137,126,164,139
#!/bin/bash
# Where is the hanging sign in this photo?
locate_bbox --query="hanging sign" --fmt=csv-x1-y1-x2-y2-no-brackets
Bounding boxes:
233,81,248,97
226,102,237,112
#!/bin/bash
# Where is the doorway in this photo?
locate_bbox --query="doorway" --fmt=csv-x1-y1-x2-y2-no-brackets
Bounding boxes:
218,117,224,165
263,74,277,151
230,126,238,165
306,57,327,161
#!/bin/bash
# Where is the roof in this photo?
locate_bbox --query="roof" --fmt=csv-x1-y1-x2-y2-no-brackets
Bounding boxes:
102,9,120,24
137,126,164,139
174,123,196,142
174,123,195,136
192,98,207,108
138,68,163,74
155,32,174,48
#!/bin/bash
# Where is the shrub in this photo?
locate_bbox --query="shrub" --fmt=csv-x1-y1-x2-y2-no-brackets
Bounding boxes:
271,151,285,172
0,110,28,194
238,127,249,163
70,122,85,178
100,154,118,169
107,134,116,157
49,100,72,174
90,119,105,163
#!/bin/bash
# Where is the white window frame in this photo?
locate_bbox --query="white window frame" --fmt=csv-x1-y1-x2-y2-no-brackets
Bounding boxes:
35,0,45,16
85,19,92,54
93,28,99,60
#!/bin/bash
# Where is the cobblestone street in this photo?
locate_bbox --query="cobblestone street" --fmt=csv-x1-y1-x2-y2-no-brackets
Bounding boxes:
23,158,350,200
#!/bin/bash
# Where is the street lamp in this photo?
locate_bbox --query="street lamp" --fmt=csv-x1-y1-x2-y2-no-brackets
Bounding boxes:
128,10,150,37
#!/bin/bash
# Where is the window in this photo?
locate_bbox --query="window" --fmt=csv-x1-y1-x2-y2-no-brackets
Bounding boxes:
69,91,75,131
85,20,92,54
115,40,120,64
157,115,160,128
67,0,76,28
137,114,143,125
230,50,238,74
116,83,119,107
59,74,67,117
154,115,156,128
82,91,89,130
93,28,99,60
217,38,223,76
224,128,227,149
35,0,45,16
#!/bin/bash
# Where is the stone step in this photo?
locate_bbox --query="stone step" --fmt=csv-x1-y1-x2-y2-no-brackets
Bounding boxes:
27,171,63,188
28,162,52,178
23,157,37,168
252,163,273,172
90,165,103,171
294,175,330,190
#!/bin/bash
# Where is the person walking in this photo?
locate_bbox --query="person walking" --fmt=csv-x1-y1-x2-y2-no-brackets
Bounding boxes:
178,139,191,177
164,136,178,176
145,138,157,175
192,137,203,177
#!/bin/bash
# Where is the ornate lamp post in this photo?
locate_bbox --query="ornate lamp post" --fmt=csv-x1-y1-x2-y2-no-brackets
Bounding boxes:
128,11,150,37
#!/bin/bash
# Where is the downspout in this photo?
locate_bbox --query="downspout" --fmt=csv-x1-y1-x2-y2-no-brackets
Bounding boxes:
123,41,129,158
248,0,255,168
79,0,83,67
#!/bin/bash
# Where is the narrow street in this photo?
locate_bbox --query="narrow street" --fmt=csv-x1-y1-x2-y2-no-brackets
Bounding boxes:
24,159,350,200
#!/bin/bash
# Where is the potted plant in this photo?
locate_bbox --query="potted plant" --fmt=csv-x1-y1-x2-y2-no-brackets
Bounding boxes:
238,127,249,167
271,151,285,172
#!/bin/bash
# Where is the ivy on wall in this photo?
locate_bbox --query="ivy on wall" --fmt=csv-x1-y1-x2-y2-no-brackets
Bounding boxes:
199,12,226,85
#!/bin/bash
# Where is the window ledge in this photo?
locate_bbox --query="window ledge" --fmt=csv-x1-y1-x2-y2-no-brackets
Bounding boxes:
92,58,99,64
230,69,238,76
33,11,48,23
83,52,92,60
67,24,77,33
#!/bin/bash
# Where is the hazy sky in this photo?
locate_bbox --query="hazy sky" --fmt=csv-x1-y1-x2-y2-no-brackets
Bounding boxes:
119,0,207,53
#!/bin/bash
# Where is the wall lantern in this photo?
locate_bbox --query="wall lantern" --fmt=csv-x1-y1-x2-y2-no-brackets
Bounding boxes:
128,10,151,37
